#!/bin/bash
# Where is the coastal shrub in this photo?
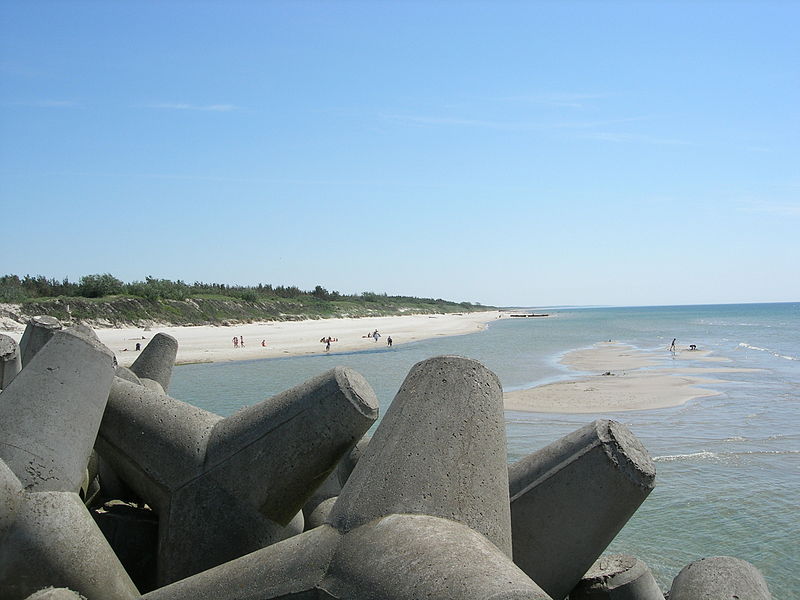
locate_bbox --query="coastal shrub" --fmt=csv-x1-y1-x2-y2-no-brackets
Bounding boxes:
273,285,303,298
361,292,381,302
2,272,493,327
1,274,83,299
0,275,27,302
311,285,341,301
127,277,190,301
78,273,125,298
238,290,259,303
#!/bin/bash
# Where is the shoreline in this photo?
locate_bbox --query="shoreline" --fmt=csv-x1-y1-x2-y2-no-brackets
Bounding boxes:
2,311,504,368
503,342,760,413
4,313,761,415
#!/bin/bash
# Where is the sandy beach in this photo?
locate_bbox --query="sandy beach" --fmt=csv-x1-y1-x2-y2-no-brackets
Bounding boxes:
0,311,502,367
503,342,760,413
3,312,759,414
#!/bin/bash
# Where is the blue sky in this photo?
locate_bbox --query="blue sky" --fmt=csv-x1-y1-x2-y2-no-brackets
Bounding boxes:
1,1,797,307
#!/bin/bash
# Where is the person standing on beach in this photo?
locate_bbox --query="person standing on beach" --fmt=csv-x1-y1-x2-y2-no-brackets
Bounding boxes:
233,336,238,349
387,336,392,347
669,338,677,353
373,330,380,342
240,335,244,348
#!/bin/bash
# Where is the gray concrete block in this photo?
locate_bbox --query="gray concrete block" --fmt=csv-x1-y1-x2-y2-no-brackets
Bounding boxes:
114,365,142,385
206,366,379,525
302,468,342,529
285,509,305,536
98,376,222,507
129,332,178,392
569,554,664,599
327,355,513,557
302,435,370,530
141,356,551,600
305,495,337,530
97,366,379,585
141,524,341,600
0,334,21,389
0,329,115,494
0,488,139,600
18,316,62,367
139,377,166,395
336,435,370,487
669,556,771,599
0,459,23,539
509,420,656,600
323,514,550,600
24,588,86,600
63,323,99,342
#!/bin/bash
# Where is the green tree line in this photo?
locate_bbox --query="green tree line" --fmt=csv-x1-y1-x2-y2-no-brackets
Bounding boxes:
0,273,481,309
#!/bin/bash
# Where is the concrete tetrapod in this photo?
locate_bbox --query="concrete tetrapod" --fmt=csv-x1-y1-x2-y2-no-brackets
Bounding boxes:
669,556,771,599
0,334,21,389
0,470,138,600
569,554,664,599
96,366,379,585
24,589,87,600
129,332,178,392
302,436,370,531
142,356,552,600
0,329,116,494
0,330,138,600
508,420,656,600
18,315,62,367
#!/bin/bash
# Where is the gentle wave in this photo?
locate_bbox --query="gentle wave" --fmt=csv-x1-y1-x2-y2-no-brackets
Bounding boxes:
654,450,800,462
737,342,798,361
655,451,717,462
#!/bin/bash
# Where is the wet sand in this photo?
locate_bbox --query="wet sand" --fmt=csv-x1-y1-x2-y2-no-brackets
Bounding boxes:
504,342,760,413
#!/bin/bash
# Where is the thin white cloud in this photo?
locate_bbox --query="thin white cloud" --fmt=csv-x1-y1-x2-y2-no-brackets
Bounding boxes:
145,103,240,112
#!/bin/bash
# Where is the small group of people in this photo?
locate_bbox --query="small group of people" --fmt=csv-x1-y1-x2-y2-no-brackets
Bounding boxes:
232,336,269,348
359,329,393,347
669,338,698,353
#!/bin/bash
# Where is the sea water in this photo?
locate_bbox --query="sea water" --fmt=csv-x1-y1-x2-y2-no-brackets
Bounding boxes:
170,302,799,596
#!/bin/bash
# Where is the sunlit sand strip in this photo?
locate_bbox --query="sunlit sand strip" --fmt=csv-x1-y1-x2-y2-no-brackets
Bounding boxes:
504,342,760,414
86,310,502,367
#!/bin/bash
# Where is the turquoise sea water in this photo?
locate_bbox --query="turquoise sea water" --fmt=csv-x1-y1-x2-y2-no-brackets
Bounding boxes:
170,302,799,596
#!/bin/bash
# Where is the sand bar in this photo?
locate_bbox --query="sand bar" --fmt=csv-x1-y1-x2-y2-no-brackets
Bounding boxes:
504,342,760,414
1,311,502,367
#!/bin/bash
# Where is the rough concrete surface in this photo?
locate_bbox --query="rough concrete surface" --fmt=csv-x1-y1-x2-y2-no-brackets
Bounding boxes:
569,554,664,599
0,329,115,494
97,366,378,585
508,420,656,600
669,556,771,599
0,333,21,389
18,316,62,367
